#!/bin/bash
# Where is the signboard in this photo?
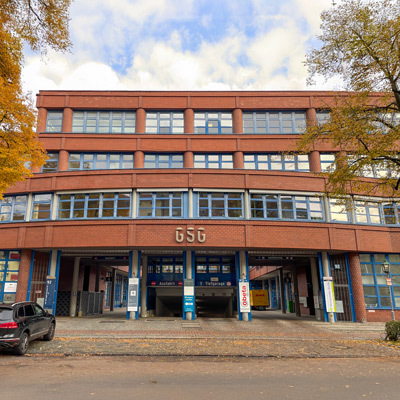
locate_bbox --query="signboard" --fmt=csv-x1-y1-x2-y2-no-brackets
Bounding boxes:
238,280,251,313
149,280,182,286
386,277,393,286
335,300,344,313
183,279,195,313
92,256,128,261
197,281,232,287
44,277,56,310
4,282,17,293
127,278,139,312
323,277,336,313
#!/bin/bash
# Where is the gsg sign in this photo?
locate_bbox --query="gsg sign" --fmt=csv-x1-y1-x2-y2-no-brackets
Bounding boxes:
176,227,206,243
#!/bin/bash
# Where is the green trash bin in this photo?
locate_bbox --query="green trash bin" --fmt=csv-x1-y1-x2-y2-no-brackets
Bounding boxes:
288,300,294,313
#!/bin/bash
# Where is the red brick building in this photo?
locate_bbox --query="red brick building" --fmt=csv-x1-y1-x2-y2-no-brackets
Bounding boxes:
0,90,399,322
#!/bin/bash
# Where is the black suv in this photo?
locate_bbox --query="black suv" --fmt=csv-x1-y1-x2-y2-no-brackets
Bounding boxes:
0,301,56,355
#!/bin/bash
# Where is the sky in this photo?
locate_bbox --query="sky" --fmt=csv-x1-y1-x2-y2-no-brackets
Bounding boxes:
21,0,341,97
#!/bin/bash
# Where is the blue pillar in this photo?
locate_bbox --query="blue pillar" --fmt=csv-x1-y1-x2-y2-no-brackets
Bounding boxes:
26,250,35,301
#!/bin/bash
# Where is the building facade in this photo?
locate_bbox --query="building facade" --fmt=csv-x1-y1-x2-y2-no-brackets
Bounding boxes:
0,90,399,322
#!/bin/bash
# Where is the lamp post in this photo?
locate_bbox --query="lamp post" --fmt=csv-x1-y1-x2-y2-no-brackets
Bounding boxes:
382,260,396,321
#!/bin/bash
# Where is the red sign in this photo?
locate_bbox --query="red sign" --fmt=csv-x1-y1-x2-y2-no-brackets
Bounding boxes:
386,277,393,286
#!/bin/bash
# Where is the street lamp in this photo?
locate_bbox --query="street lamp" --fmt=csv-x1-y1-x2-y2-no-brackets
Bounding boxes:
382,260,396,321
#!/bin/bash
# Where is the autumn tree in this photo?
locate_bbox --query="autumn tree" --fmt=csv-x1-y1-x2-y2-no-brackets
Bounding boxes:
0,0,71,197
299,0,400,198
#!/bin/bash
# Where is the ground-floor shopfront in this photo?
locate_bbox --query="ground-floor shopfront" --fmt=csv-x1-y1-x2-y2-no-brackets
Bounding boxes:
2,247,399,323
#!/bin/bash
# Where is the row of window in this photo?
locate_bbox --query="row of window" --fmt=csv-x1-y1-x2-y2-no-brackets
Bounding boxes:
2,191,400,226
360,253,400,309
0,251,21,303
40,152,316,173
46,110,327,135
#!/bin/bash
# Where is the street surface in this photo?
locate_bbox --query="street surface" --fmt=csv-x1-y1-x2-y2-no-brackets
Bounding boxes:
0,356,399,400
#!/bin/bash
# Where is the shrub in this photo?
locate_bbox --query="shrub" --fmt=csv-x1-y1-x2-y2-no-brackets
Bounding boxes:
385,321,400,341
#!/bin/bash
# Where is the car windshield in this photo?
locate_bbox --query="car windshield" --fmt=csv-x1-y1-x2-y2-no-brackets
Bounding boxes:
0,308,13,322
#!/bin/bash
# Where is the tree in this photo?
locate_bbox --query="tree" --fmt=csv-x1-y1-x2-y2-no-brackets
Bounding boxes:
298,0,400,198
0,0,71,198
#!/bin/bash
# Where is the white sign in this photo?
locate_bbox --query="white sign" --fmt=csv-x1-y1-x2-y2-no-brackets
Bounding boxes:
4,282,17,293
239,280,251,313
127,278,139,312
323,279,336,313
335,300,344,313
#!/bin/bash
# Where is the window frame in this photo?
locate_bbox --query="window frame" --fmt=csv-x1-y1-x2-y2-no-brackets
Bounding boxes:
145,111,184,134
249,193,324,221
360,253,400,309
41,152,59,173
72,111,136,134
57,192,131,220
196,192,244,219
31,194,52,221
143,154,184,168
194,112,233,134
45,111,63,133
243,154,310,171
0,195,27,223
68,153,134,171
242,111,306,134
137,192,184,218
193,154,234,169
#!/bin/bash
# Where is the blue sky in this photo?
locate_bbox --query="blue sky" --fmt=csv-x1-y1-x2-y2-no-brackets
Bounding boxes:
22,0,341,96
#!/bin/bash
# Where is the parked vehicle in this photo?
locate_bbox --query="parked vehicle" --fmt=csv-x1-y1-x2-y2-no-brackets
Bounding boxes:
0,301,56,355
250,289,269,310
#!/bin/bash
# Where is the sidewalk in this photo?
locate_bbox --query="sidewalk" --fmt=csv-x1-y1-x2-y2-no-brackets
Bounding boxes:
17,310,399,358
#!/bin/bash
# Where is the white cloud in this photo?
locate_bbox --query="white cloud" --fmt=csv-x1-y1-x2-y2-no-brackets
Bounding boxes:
21,0,343,98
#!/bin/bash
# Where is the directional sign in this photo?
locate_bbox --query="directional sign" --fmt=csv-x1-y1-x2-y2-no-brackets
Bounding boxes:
44,278,56,310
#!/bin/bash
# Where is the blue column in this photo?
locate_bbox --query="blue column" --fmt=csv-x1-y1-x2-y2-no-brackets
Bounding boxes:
26,250,35,301
318,252,328,322
345,253,357,322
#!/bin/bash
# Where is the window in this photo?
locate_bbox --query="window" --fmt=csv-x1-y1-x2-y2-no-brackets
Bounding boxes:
194,154,233,169
146,256,183,284
355,201,381,224
41,153,59,173
250,194,324,221
31,194,52,220
244,154,309,171
144,154,184,168
58,192,131,219
0,251,20,303
197,192,243,218
360,253,400,309
316,111,331,125
72,111,136,133
45,111,63,133
194,112,233,134
347,155,394,179
329,199,351,222
242,111,306,134
138,192,183,218
382,202,400,225
68,153,134,170
320,154,336,172
145,112,184,134
0,196,27,222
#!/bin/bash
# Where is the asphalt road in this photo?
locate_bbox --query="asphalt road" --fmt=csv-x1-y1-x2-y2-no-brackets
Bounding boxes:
0,355,399,400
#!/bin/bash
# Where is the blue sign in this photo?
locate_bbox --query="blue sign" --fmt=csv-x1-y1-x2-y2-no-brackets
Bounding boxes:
183,278,195,313
184,295,195,313
44,278,56,309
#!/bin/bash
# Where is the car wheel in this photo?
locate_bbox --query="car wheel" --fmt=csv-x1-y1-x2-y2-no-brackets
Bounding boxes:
43,323,55,341
14,332,29,356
